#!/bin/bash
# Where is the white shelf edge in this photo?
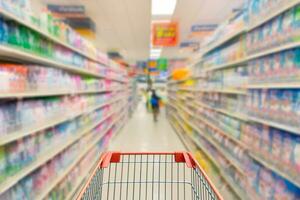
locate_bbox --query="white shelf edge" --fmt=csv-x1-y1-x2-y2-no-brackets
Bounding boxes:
247,116,300,135
202,28,246,56
194,101,247,121
0,97,123,146
0,87,123,99
203,58,248,72
248,0,300,31
194,88,246,95
0,45,124,82
244,83,300,89
247,41,300,61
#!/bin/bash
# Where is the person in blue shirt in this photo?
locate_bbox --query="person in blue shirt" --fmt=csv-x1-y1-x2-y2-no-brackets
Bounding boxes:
150,90,161,122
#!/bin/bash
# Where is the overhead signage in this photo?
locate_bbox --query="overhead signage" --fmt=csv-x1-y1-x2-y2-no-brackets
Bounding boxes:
189,24,217,39
191,24,218,33
152,22,178,47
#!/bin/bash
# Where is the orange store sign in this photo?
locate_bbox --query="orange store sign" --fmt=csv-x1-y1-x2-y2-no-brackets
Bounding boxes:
152,22,178,47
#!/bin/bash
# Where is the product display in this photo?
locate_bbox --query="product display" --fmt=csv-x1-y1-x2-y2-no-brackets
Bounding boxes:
0,0,131,198
167,1,300,199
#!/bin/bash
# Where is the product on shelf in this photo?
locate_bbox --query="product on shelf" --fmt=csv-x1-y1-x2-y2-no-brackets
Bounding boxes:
247,4,300,54
248,48,300,84
0,63,120,94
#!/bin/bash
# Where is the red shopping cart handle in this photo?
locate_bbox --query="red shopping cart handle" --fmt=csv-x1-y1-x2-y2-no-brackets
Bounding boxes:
100,152,197,168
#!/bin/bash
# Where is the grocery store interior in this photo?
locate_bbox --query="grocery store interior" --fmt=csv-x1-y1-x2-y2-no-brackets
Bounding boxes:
1,0,300,199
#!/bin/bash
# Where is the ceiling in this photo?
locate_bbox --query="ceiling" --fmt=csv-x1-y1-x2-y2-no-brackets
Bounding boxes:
32,0,243,64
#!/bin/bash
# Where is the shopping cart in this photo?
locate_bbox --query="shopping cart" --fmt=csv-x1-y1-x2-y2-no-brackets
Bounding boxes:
76,152,223,200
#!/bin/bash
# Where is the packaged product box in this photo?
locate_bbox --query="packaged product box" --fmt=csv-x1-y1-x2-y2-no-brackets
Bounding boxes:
7,20,21,46
284,49,297,81
0,17,8,43
272,174,300,200
244,160,260,195
268,90,280,121
260,125,272,156
291,89,300,126
6,140,23,175
282,8,294,44
280,89,294,124
20,175,34,200
273,15,284,46
292,5,300,42
257,167,275,199
291,135,300,174
253,124,262,150
270,128,283,163
0,146,7,183
282,133,295,171
261,89,269,118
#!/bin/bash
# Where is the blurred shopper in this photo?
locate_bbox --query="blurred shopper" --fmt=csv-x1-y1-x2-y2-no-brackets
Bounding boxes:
150,90,161,122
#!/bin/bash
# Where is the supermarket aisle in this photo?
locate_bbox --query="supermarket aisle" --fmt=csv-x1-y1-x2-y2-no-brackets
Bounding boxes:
110,102,186,151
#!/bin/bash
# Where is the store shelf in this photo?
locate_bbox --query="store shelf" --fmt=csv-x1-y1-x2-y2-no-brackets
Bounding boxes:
0,45,126,82
65,119,126,200
203,58,247,72
0,105,125,195
174,107,245,175
248,0,300,31
171,113,248,200
0,9,101,64
244,82,300,89
249,153,300,188
65,154,101,200
0,97,123,146
194,101,248,121
247,41,300,61
202,28,246,56
0,87,123,99
195,88,246,95
247,115,300,135
36,111,126,200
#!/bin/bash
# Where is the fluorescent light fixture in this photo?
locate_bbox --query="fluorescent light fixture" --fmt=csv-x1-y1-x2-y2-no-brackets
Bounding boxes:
151,0,177,16
150,49,162,54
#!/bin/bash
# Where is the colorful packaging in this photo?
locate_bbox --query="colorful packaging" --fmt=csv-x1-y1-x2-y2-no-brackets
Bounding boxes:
273,175,300,200
292,135,300,174
0,147,6,183
257,168,275,199
260,125,271,156
282,134,295,171
270,128,282,162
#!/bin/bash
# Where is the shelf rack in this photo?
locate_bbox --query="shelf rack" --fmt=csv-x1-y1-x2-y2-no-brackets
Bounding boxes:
0,104,126,195
0,97,124,146
0,9,100,64
0,45,127,83
168,111,248,200
36,110,127,200
0,87,123,99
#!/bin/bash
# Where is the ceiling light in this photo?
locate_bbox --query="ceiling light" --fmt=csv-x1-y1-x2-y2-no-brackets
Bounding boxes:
150,49,162,54
151,0,177,16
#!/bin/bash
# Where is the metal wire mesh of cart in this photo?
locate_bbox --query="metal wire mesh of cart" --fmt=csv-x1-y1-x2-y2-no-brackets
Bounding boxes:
76,152,223,200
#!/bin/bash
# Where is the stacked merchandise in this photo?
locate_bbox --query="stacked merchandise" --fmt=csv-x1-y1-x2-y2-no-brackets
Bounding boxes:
0,1,130,200
127,79,138,117
167,1,300,199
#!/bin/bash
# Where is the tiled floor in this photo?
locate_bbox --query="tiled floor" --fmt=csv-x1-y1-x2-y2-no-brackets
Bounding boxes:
110,103,185,151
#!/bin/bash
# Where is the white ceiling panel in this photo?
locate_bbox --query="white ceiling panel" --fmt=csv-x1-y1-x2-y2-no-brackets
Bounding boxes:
33,0,244,63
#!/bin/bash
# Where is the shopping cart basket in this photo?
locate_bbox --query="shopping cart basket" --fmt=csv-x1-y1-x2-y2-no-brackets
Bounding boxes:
76,152,223,200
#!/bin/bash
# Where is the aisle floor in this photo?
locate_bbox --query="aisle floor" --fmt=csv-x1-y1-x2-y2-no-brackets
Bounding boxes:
110,103,186,151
